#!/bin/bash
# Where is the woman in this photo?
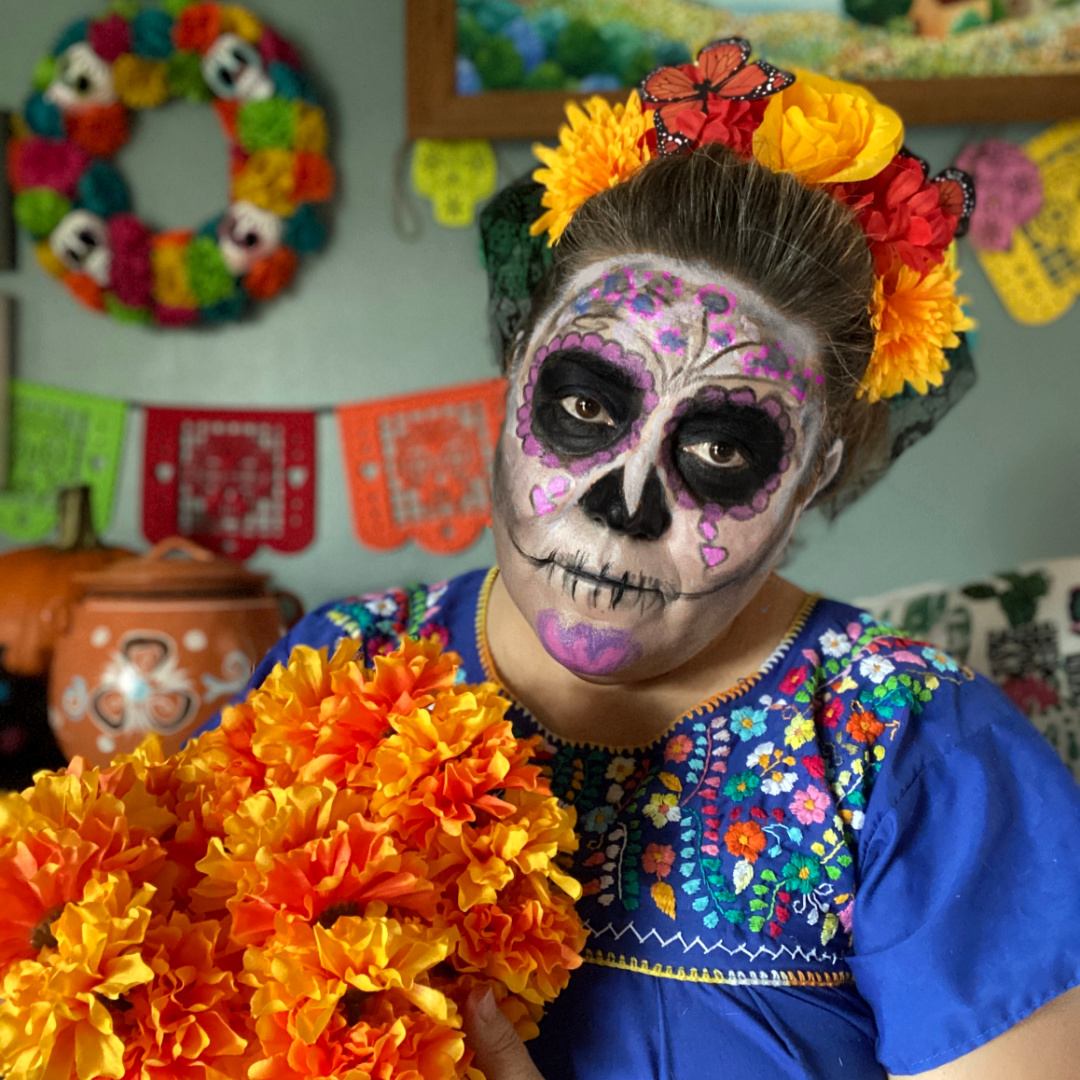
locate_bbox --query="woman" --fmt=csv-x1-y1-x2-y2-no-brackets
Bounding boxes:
233,50,1080,1080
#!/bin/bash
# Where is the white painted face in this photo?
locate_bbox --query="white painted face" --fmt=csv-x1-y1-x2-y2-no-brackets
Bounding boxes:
202,33,274,101
217,200,283,274
50,210,112,285
492,256,843,683
45,43,117,109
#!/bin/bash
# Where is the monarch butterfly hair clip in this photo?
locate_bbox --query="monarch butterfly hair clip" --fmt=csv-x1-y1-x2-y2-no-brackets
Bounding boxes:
529,37,976,406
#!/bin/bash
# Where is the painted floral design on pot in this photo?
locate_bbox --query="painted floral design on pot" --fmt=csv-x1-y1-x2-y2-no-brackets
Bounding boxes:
90,631,198,734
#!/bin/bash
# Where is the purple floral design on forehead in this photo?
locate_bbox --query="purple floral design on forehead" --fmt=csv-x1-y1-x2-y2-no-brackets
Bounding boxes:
516,332,659,475
655,324,688,357
694,284,740,351
741,342,825,404
573,267,687,325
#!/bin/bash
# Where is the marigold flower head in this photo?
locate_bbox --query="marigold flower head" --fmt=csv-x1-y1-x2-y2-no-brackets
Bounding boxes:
531,93,654,245
861,256,974,403
752,71,903,185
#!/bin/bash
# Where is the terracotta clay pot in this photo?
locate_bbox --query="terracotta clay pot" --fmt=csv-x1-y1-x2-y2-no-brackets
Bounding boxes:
0,487,135,677
48,537,302,766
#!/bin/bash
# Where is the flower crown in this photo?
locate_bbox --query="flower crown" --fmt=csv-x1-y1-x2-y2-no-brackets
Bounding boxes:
528,39,975,405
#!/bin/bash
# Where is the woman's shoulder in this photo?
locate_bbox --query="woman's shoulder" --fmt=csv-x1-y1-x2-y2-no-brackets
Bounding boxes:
284,567,493,664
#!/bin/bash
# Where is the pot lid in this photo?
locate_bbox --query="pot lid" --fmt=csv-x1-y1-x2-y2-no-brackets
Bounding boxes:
77,537,270,598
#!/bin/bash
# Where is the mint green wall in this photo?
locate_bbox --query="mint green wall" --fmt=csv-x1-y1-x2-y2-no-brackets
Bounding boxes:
1,0,1077,608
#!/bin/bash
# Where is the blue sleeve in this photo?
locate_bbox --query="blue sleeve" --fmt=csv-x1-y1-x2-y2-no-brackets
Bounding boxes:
847,675,1080,1074
189,602,351,739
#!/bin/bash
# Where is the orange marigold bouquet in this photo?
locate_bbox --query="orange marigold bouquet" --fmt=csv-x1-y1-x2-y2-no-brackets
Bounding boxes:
0,637,585,1080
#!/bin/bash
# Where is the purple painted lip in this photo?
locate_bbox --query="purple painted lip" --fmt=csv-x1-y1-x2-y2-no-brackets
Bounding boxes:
536,610,643,676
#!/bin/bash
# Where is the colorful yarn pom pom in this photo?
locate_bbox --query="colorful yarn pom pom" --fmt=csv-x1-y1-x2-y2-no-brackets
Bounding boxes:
132,9,174,59
89,13,132,63
238,97,296,152
23,94,64,139
77,160,131,217
187,235,237,305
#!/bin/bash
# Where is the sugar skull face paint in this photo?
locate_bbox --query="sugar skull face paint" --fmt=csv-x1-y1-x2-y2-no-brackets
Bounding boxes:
493,255,842,683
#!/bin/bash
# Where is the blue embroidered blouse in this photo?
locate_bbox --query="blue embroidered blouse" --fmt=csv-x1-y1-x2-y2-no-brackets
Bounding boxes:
204,567,1080,1079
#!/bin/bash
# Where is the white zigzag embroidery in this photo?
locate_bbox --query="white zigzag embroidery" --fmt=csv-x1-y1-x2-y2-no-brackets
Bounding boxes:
582,918,843,967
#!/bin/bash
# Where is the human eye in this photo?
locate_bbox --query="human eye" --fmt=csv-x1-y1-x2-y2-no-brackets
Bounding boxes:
530,348,642,458
682,440,748,469
559,394,615,427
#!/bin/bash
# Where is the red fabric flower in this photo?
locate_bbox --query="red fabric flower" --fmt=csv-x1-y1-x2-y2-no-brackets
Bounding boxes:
801,754,826,779
89,13,132,63
643,94,767,158
830,154,956,276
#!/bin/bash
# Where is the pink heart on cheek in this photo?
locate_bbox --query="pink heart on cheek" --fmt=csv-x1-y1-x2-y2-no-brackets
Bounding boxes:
700,520,717,540
701,545,727,568
531,476,571,516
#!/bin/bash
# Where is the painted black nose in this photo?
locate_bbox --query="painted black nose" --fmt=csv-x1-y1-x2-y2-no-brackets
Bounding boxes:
580,467,671,541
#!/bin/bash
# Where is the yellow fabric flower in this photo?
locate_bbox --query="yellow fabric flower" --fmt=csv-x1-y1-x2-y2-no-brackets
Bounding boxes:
531,92,653,245
113,54,170,110
861,258,975,402
220,4,263,43
752,71,903,185
233,149,297,217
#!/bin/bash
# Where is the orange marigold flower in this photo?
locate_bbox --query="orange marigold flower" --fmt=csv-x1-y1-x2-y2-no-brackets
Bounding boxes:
0,871,156,1080
861,256,974,402
724,820,768,863
846,706,886,744
448,873,586,1005
121,910,251,1080
531,92,653,245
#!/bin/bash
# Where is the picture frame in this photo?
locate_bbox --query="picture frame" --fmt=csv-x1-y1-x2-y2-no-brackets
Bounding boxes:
406,0,1080,138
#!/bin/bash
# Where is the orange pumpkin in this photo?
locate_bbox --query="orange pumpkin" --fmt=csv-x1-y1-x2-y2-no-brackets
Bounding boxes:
0,487,135,677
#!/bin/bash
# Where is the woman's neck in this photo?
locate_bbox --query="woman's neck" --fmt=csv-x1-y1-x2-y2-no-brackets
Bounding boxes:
484,570,811,749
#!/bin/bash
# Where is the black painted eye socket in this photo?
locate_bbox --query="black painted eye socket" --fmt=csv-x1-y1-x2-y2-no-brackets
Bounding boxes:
531,349,642,459
673,403,787,508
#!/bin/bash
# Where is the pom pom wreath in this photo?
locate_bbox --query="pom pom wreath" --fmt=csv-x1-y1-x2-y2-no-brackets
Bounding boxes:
88,13,132,63
167,49,212,101
243,245,298,300
53,18,90,56
172,3,222,54
862,258,974,402
35,240,67,278
24,93,64,139
64,102,130,157
152,232,199,309
233,148,296,215
752,71,903,185
219,3,262,43
284,203,327,253
15,187,72,240
132,9,175,59
12,136,90,197
64,270,107,311
0,637,584,1080
186,235,238,306
108,213,154,309
113,54,171,109
32,56,58,93
237,97,296,152
11,2,334,329
295,104,328,154
77,159,131,217
531,93,653,245
294,150,335,203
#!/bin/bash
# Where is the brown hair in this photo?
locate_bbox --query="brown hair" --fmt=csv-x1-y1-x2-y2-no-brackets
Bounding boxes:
519,144,890,505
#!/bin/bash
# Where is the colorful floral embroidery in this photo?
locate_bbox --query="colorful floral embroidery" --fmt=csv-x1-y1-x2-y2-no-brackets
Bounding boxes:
510,606,972,972
326,581,450,662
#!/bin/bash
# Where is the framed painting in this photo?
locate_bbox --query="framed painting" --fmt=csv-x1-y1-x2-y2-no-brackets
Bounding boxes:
407,0,1080,137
